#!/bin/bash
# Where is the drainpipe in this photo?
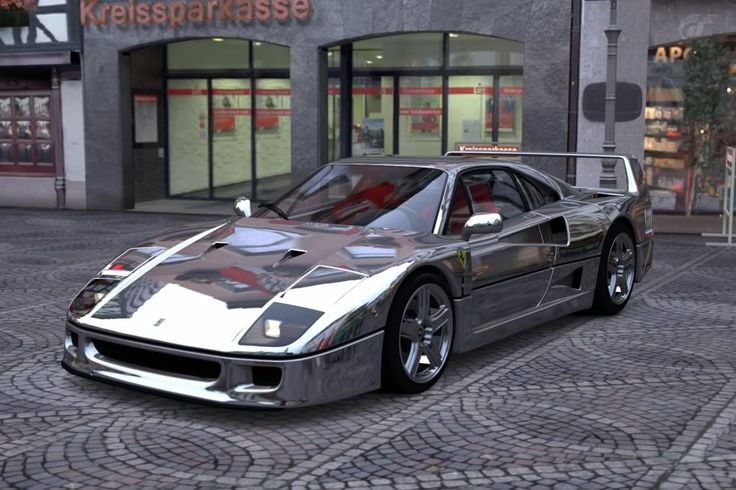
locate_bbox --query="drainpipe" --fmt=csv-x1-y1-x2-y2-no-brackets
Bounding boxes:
51,67,66,208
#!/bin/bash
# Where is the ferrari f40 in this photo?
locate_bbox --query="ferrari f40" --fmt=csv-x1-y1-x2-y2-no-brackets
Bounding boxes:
63,152,654,407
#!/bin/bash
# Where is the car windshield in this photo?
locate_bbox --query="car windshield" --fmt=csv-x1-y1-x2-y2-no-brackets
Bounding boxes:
254,164,447,233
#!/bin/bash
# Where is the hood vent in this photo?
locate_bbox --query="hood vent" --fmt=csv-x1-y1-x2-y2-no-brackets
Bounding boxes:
207,241,229,252
274,248,307,267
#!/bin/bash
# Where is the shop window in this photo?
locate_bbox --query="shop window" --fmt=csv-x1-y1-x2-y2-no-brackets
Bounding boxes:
449,33,523,67
497,75,524,144
167,39,250,70
645,38,736,215
399,76,442,156
353,33,443,69
0,94,55,175
352,76,393,156
329,32,523,160
253,42,290,69
212,79,252,199
167,79,209,197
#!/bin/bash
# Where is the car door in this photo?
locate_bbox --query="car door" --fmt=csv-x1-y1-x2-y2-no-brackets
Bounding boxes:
444,168,555,332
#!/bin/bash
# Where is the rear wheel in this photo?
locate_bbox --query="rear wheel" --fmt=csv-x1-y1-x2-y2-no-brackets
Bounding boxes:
592,223,636,315
382,273,454,394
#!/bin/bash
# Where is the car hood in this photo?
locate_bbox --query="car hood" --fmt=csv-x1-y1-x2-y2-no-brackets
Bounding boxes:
78,218,456,353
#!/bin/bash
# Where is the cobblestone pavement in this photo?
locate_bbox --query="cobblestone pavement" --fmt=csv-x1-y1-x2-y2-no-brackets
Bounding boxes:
1,208,736,489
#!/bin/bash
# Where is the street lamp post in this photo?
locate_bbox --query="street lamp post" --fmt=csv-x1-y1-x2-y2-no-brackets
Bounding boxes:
600,0,621,188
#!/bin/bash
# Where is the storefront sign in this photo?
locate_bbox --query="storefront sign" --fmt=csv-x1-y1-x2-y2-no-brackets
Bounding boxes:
398,107,442,116
80,0,312,29
454,143,521,152
653,45,691,63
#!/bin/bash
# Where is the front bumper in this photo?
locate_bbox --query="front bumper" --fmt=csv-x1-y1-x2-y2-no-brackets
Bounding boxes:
62,322,383,408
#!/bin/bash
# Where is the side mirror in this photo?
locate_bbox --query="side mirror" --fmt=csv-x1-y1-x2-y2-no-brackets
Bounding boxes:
461,213,503,240
234,196,252,217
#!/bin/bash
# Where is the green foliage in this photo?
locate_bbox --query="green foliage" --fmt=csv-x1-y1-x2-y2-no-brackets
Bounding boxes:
681,38,735,214
683,38,731,128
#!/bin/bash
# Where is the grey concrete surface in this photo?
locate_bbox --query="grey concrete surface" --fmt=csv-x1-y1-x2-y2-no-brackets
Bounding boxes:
1,208,736,489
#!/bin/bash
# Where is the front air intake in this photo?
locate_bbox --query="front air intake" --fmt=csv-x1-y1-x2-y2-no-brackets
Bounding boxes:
93,339,221,381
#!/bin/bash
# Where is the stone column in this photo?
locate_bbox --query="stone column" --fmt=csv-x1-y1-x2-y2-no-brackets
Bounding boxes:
83,43,127,210
289,44,326,184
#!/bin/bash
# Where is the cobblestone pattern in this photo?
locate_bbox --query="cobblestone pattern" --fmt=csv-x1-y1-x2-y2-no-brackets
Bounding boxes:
1,210,736,489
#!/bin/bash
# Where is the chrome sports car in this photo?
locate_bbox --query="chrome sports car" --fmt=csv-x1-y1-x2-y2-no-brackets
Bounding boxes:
63,151,654,408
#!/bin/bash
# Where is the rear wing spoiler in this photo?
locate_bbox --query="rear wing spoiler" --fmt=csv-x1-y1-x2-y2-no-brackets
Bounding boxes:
444,150,642,195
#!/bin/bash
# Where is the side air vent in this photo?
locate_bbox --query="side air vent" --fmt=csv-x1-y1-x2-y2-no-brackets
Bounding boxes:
554,267,583,290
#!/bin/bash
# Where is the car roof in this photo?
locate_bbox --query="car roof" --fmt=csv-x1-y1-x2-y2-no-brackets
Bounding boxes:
333,155,576,197
334,155,523,173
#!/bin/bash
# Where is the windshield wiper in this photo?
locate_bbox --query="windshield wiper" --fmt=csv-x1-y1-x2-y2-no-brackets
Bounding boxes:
258,202,289,220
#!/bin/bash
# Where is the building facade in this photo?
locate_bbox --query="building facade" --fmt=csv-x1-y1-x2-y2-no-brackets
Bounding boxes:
0,0,734,215
0,0,84,208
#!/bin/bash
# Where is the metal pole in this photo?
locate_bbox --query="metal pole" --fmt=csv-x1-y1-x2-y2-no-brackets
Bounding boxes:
51,67,66,209
600,0,620,188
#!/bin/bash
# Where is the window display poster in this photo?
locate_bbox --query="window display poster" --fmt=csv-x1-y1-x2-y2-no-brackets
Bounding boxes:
354,118,385,155
134,94,158,143
211,89,251,138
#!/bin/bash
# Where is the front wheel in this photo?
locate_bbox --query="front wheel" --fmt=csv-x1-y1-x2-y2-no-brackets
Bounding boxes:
591,224,636,315
382,274,454,394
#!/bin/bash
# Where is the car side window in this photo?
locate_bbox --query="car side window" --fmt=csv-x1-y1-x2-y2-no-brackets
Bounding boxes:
516,174,560,209
444,169,527,235
489,170,526,219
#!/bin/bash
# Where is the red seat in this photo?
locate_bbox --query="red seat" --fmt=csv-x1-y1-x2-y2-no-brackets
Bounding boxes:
446,181,499,235
467,182,498,214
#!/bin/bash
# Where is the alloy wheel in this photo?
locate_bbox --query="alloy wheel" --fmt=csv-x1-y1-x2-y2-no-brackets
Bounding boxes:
606,232,635,305
398,283,453,383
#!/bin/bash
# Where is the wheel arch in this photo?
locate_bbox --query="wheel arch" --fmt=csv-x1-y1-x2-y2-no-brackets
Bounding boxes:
609,216,637,243
399,264,461,299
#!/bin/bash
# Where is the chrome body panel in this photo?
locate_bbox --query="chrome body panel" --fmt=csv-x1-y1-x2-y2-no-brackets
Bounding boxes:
64,154,654,407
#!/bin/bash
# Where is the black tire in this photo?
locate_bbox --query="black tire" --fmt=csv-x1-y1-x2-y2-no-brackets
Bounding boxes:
382,273,455,394
591,222,637,315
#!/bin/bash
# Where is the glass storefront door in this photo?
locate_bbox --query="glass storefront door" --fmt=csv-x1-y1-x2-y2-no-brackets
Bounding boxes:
398,76,443,156
212,79,252,199
448,75,494,150
167,79,209,198
254,79,291,202
167,77,289,201
327,78,340,161
164,40,290,201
